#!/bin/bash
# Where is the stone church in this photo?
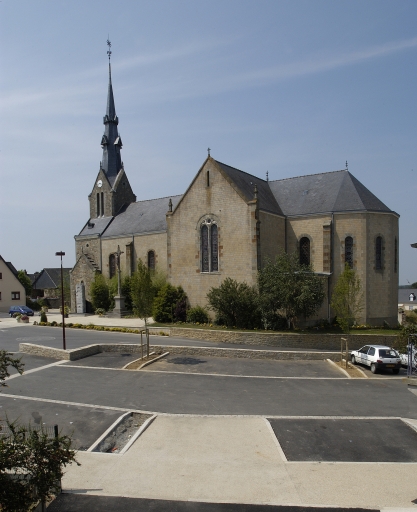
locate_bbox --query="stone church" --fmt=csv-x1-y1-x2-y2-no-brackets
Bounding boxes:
70,60,399,326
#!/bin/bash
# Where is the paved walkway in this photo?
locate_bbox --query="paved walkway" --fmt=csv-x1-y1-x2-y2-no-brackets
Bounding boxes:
62,415,417,510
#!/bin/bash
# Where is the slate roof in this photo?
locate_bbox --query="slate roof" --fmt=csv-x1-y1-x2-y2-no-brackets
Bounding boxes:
215,160,284,216
5,261,18,276
104,195,182,237
33,268,71,290
268,170,393,216
398,289,417,304
78,217,114,237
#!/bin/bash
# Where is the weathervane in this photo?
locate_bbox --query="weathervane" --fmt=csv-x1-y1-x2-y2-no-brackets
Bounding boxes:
107,38,112,61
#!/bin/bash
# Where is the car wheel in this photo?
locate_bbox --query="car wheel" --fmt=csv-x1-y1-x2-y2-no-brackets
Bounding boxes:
351,355,356,364
393,369,400,375
371,363,377,374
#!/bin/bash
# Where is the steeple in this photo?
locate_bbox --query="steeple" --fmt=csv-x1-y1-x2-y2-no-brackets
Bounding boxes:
101,40,123,185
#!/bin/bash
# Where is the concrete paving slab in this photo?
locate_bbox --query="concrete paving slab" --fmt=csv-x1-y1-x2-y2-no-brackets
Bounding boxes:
268,418,417,462
62,416,301,504
61,415,417,509
145,356,344,378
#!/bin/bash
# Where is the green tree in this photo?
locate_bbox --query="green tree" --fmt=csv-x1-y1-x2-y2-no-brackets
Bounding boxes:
257,252,325,329
121,274,133,312
206,278,260,329
0,351,24,389
131,260,155,328
17,270,32,297
152,283,187,323
330,263,364,332
90,272,111,311
0,421,79,512
393,323,417,354
411,282,417,288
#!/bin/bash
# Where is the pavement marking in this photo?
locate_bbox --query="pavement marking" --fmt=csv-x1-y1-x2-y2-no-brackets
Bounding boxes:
263,417,287,462
16,336,56,342
5,360,67,380
55,365,347,379
0,393,152,414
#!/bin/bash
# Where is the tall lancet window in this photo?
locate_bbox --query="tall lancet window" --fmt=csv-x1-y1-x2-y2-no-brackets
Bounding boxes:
201,219,219,273
101,192,104,216
375,236,383,270
96,193,100,218
299,237,310,266
345,236,353,268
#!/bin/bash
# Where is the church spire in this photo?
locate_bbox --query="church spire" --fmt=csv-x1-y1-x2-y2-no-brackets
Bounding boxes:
101,39,122,185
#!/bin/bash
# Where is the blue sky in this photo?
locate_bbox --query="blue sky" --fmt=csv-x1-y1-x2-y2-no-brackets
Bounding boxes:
1,0,416,284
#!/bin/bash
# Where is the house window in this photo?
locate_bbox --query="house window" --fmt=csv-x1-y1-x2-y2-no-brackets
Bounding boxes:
299,237,310,266
375,236,382,270
109,254,116,278
148,250,155,270
200,219,219,272
394,237,398,273
11,292,20,300
345,236,353,268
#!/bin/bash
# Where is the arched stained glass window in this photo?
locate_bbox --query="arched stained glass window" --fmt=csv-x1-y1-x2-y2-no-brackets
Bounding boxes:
345,236,353,268
375,236,382,270
201,219,218,272
109,254,116,278
299,237,310,266
148,250,155,270
211,224,218,271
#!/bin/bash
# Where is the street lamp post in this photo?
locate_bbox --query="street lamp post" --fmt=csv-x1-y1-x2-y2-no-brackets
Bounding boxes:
55,252,66,350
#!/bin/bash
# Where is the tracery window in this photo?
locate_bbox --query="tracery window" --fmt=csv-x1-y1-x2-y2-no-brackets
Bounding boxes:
345,236,353,268
109,254,116,278
375,236,382,270
148,250,155,270
201,219,219,272
299,237,310,266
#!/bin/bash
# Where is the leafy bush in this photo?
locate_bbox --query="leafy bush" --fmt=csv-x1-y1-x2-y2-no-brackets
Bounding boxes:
121,275,133,312
26,297,41,311
95,308,106,316
152,284,187,323
187,306,209,324
40,311,48,323
37,297,50,308
207,278,261,329
90,272,111,311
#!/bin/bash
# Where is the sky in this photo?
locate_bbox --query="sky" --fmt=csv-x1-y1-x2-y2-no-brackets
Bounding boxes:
1,0,416,284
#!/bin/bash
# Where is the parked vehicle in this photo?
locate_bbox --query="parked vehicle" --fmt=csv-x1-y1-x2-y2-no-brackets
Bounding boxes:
350,345,401,374
8,305,34,317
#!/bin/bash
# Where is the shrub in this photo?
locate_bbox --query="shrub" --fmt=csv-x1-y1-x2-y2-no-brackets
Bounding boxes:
37,297,50,308
152,284,188,323
95,308,106,316
26,297,41,311
90,272,111,311
207,278,261,329
187,306,209,324
40,311,48,323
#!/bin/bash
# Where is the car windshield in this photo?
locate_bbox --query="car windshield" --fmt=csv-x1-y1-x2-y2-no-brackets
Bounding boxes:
379,349,399,358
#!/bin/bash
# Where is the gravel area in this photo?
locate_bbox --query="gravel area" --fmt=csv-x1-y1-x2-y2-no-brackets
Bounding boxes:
94,413,152,453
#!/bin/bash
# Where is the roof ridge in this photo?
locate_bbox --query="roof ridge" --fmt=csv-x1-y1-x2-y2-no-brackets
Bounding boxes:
133,193,183,205
269,169,348,183
214,159,267,183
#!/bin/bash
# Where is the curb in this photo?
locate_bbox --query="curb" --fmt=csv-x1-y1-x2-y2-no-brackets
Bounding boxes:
326,358,351,378
138,352,169,370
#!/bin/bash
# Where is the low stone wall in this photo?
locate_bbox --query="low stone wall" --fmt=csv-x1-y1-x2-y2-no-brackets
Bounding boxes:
19,343,101,361
168,328,397,351
19,342,341,362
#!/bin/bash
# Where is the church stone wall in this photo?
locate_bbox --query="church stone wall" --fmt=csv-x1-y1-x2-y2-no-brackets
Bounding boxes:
286,214,332,273
75,237,101,268
132,233,167,274
169,160,255,309
258,211,285,267
365,212,399,326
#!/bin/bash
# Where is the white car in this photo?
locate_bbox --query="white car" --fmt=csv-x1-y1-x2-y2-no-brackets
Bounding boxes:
350,345,402,374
